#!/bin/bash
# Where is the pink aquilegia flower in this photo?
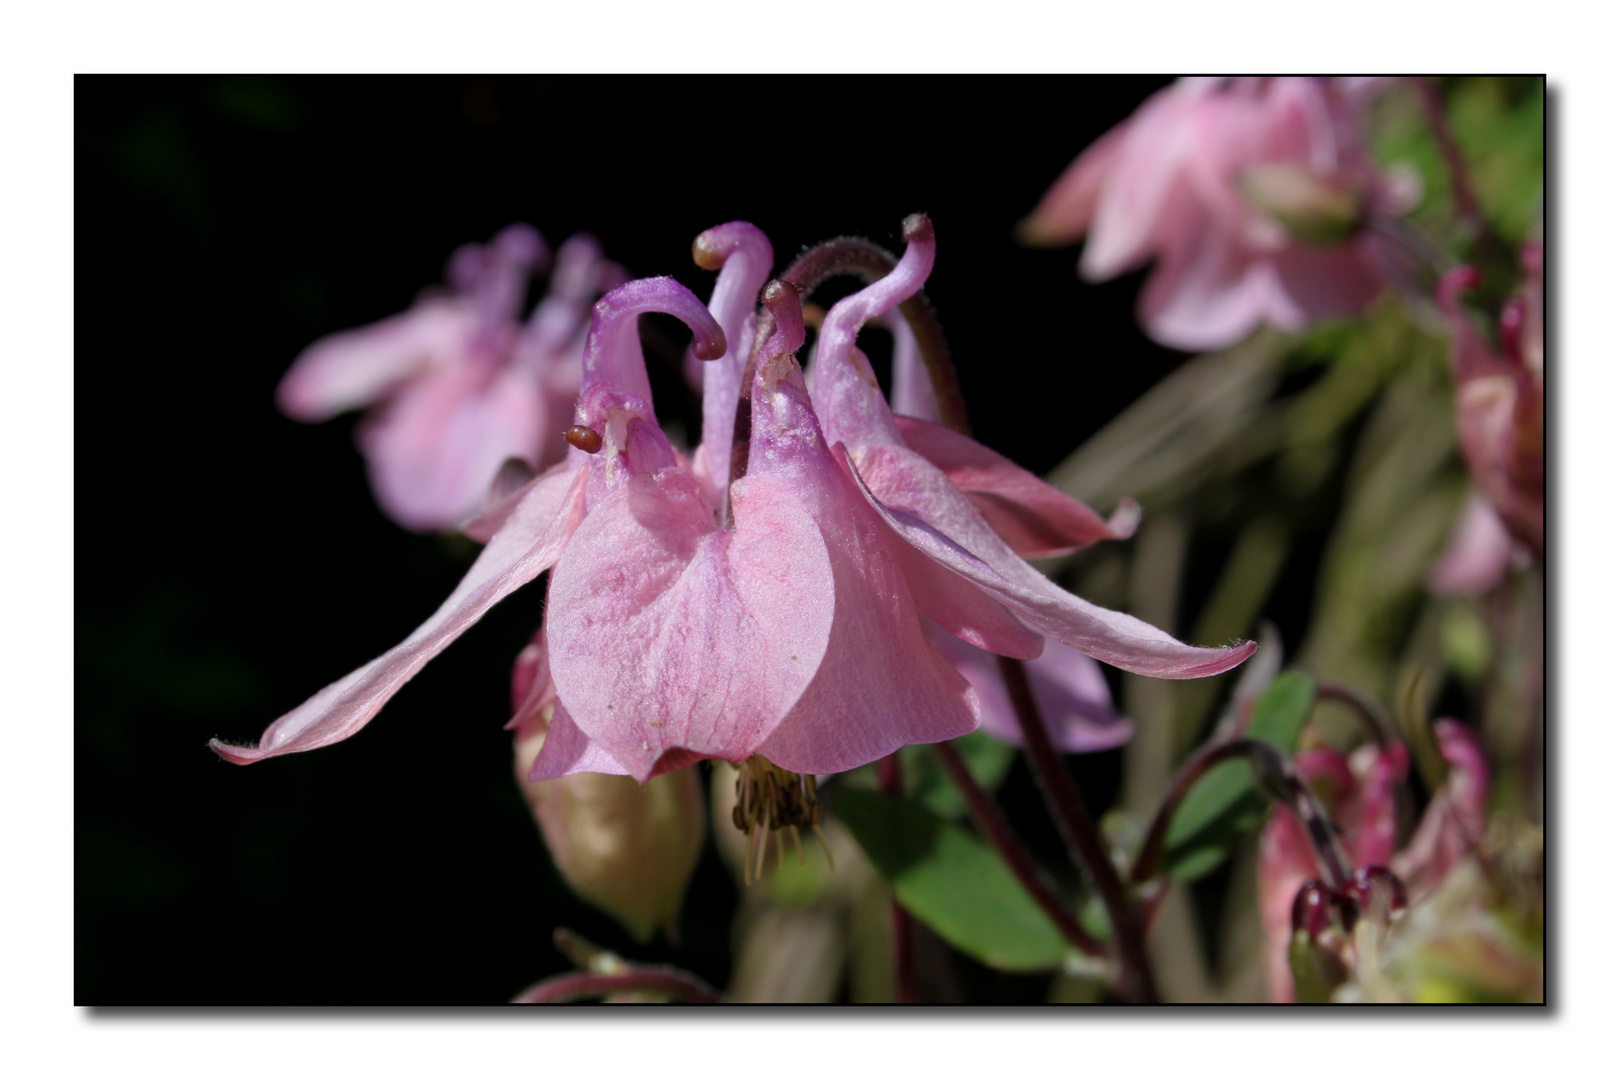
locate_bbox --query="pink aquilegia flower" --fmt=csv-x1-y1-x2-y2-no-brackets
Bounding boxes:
217,217,1254,861
1437,249,1545,560
1258,721,1489,1001
1021,78,1408,351
277,224,626,531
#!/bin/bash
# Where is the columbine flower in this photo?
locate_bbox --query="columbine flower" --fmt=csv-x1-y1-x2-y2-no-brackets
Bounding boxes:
277,224,625,530
1437,249,1544,560
1258,721,1489,1001
217,218,1253,826
1020,78,1407,351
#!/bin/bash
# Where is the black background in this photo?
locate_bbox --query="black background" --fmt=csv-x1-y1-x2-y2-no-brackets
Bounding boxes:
75,76,1185,1003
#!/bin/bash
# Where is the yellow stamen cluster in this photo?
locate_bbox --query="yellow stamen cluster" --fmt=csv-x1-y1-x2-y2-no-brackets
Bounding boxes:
731,755,835,885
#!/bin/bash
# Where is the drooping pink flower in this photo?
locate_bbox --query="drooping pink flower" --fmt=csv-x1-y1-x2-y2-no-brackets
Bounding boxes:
210,276,726,764
1258,721,1489,1001
1021,78,1406,351
277,225,626,531
1438,253,1544,559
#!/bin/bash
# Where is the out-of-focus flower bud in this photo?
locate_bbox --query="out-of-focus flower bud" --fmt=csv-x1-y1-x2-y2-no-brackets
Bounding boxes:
1288,928,1351,1003
1238,164,1366,246
510,635,705,942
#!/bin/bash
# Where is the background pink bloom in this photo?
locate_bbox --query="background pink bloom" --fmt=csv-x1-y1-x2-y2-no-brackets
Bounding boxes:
1258,722,1489,1001
278,225,625,531
1022,77,1405,351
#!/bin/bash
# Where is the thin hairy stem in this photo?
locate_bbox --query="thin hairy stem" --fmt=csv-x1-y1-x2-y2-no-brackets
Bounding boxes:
933,741,1109,961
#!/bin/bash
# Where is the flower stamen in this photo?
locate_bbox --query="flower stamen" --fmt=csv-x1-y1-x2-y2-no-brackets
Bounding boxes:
731,755,833,884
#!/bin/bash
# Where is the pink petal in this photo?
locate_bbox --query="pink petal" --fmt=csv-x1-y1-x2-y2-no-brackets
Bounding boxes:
360,363,546,531
277,301,473,421
1083,83,1205,280
883,308,938,423
1342,740,1409,869
210,465,588,765
1429,490,1517,596
895,415,1140,557
1393,720,1489,899
545,466,835,781
1138,222,1275,351
843,444,1255,679
931,629,1132,754
1019,122,1128,248
461,458,550,544
527,699,633,779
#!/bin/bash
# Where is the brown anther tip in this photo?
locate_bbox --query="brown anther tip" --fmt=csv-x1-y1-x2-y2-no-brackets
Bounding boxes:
565,425,603,454
902,213,934,243
692,335,727,362
691,233,726,270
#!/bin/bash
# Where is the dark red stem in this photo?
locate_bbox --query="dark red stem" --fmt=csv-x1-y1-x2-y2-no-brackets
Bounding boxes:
933,740,1108,960
996,656,1158,1003
878,750,919,1003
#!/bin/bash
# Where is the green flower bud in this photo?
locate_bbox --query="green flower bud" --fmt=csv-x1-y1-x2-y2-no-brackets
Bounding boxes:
1238,164,1366,245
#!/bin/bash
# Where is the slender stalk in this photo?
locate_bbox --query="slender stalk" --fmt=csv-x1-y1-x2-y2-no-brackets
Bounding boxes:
997,656,1158,1003
877,751,920,1003
1410,77,1486,234
514,969,724,1004
1315,681,1394,745
933,741,1108,961
1130,738,1351,892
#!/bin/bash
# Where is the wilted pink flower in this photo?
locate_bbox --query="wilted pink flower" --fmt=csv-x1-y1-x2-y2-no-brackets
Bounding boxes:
1438,252,1544,559
1258,721,1489,1001
277,225,626,531
1022,78,1406,351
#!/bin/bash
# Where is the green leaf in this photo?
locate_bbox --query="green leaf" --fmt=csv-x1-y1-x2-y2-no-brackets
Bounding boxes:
1160,672,1317,882
900,731,1017,820
828,787,1070,972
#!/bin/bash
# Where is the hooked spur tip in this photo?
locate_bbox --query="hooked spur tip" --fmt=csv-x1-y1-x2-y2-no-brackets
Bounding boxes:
692,333,727,361
902,213,934,243
762,279,800,310
692,232,728,270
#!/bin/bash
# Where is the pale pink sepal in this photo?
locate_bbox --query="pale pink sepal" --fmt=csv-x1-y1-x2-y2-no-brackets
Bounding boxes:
545,466,836,782
894,414,1141,557
931,628,1132,754
527,700,633,779
841,443,1254,680
276,301,473,421
210,466,588,764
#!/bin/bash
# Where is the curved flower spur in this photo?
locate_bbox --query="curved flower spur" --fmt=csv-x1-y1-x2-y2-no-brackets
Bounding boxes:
277,224,627,531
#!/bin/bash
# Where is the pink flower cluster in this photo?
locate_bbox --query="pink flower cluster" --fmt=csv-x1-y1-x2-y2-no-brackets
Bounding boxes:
1258,721,1489,1001
215,217,1255,781
1023,77,1408,351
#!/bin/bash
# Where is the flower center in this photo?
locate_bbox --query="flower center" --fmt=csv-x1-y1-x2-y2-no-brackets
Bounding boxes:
730,755,834,885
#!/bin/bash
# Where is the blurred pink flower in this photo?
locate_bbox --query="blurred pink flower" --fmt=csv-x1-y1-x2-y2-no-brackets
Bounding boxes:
1022,77,1406,351
1258,722,1489,1000
1438,251,1544,559
277,225,625,531
1429,489,1529,596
